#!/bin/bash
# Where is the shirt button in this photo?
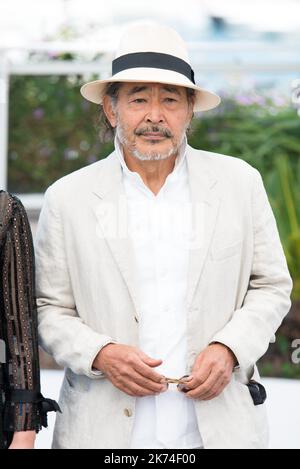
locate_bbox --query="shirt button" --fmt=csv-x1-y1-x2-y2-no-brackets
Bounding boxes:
124,408,133,417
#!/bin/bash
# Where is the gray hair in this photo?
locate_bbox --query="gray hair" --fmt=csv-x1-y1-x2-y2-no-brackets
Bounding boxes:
96,82,195,143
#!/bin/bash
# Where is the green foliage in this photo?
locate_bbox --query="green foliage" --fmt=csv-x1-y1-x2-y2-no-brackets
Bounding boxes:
258,360,300,379
7,77,300,378
8,74,114,193
189,97,300,301
274,156,300,299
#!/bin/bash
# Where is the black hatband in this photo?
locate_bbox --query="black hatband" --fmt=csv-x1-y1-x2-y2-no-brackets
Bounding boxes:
112,52,195,84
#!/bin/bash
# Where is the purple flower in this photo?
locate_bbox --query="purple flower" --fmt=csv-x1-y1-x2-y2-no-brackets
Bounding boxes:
39,146,52,158
87,154,98,164
235,95,253,106
273,96,287,107
33,108,44,120
252,95,266,106
47,52,59,60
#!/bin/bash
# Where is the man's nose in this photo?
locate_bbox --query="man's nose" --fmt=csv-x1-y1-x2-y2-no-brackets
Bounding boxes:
145,102,165,124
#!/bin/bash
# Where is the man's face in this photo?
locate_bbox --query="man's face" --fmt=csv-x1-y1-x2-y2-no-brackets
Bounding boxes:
104,82,194,161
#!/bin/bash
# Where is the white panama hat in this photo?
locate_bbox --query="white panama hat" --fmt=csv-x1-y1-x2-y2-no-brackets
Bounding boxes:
80,22,221,112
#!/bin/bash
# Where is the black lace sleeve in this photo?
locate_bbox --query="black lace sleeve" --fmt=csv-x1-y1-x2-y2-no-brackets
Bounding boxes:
0,191,60,444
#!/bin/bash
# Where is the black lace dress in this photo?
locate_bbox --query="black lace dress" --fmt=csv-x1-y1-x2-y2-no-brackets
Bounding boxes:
0,191,60,449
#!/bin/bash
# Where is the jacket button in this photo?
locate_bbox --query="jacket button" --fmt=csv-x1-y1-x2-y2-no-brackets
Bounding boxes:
124,408,133,417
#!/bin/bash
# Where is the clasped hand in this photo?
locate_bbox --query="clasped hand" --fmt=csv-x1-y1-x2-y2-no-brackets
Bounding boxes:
93,342,236,400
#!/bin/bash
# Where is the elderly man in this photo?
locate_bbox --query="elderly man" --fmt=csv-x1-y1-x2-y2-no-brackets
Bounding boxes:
35,22,293,449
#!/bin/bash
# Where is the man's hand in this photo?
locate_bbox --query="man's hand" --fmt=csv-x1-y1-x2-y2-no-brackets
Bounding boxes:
92,343,168,397
181,343,237,400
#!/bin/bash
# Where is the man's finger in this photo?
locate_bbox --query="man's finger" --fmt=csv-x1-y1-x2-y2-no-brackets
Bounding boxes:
193,377,227,400
111,375,158,397
186,371,222,399
184,364,211,390
201,381,227,401
133,357,165,384
139,351,162,366
129,369,168,393
127,381,162,397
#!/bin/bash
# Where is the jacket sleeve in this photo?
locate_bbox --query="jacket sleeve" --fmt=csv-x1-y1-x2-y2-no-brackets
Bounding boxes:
210,168,293,373
35,186,117,379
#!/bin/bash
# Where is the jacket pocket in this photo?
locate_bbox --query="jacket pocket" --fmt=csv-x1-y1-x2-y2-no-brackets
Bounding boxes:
210,239,242,262
64,368,91,394
232,372,269,445
233,365,266,405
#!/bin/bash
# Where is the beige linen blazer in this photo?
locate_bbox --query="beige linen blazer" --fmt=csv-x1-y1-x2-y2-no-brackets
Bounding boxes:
35,145,293,449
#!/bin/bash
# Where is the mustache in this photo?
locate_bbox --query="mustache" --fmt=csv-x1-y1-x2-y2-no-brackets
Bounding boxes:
134,126,173,138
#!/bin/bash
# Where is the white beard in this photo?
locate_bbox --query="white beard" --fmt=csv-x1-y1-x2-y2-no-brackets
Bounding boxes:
131,146,175,161
115,120,187,162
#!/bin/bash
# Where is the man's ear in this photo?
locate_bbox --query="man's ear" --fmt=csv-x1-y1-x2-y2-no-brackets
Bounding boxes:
102,95,117,127
187,107,194,128
191,94,196,115
187,97,195,122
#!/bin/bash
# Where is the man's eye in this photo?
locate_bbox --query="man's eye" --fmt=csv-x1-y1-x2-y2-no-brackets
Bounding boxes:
165,98,176,102
133,98,146,103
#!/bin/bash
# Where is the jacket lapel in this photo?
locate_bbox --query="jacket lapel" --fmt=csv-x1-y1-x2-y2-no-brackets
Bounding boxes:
91,152,142,320
185,145,221,309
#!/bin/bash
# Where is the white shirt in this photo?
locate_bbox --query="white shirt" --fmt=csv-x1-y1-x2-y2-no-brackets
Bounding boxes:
115,135,203,449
